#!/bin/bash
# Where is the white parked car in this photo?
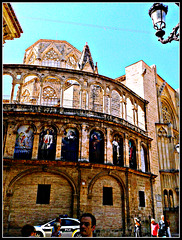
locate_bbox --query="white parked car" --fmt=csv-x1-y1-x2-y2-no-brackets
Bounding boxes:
34,215,81,237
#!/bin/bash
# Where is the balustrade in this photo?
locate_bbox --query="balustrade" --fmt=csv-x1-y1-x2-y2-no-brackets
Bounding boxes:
3,64,148,131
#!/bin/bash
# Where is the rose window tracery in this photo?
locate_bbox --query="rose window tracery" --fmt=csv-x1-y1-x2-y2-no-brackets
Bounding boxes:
42,86,58,105
42,48,60,67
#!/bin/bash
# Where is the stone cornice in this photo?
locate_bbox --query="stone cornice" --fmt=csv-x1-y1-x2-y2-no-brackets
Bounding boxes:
3,103,150,138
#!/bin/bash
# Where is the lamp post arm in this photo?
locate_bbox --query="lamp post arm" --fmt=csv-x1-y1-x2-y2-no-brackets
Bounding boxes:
158,23,180,44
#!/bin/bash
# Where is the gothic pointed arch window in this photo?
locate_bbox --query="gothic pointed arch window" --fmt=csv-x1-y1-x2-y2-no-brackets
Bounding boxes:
111,90,120,117
42,48,61,67
61,128,79,162
162,102,172,123
169,190,174,209
129,139,137,169
112,134,124,166
89,84,103,112
161,101,176,129
164,189,168,209
89,130,104,164
141,145,148,172
42,86,58,106
14,125,34,160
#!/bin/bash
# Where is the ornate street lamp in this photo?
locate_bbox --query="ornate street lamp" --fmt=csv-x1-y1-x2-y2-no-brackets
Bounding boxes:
148,3,180,44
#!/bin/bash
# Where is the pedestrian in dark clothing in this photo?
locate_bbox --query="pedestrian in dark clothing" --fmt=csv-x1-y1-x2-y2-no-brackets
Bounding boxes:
158,215,168,237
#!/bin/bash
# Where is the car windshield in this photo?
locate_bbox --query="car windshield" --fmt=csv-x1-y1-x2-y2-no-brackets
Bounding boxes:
61,219,79,226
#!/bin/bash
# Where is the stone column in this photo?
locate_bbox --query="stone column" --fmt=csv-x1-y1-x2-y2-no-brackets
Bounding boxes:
125,134,129,167
161,136,167,169
56,134,62,160
60,85,63,108
17,83,23,103
86,90,89,110
106,128,112,164
120,97,124,118
104,129,107,164
136,106,139,127
165,137,170,169
80,89,83,109
133,107,135,125
157,137,163,169
10,83,15,103
137,139,141,170
73,193,78,218
103,94,106,113
39,82,43,105
32,133,39,159
3,125,16,158
124,100,127,121
108,95,111,114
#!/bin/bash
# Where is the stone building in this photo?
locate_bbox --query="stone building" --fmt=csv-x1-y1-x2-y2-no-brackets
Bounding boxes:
3,39,179,237
3,3,23,44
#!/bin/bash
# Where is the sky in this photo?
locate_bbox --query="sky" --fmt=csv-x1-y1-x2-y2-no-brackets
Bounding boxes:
3,2,180,98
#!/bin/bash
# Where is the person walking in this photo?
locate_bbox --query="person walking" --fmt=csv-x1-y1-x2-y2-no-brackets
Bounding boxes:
151,218,159,237
166,220,171,237
80,213,96,237
134,217,141,237
158,215,168,237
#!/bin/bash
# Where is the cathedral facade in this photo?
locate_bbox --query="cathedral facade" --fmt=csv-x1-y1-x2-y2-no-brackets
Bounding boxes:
3,39,179,237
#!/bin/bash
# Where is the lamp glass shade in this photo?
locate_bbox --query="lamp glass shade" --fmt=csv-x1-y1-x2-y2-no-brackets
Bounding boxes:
151,8,167,30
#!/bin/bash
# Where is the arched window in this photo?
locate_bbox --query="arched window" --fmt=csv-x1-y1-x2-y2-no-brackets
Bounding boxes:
111,90,120,117
89,130,104,164
14,125,34,160
164,189,168,208
61,128,79,162
161,101,176,129
63,80,81,108
38,126,57,160
141,145,148,172
169,190,174,208
129,139,137,169
162,102,172,124
42,48,60,67
42,86,58,106
89,85,103,112
112,134,124,166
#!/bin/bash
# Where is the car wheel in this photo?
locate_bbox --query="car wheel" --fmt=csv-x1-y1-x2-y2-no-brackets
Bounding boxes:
73,231,81,237
35,231,44,237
